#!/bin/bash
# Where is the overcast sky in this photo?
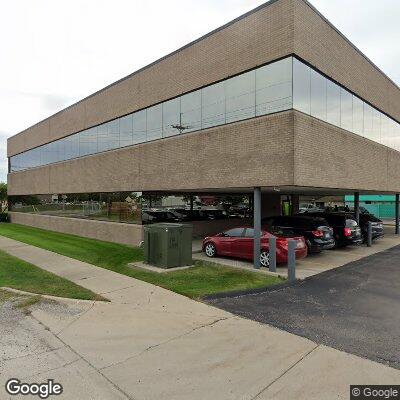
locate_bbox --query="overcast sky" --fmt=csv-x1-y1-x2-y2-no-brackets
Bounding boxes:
0,0,399,182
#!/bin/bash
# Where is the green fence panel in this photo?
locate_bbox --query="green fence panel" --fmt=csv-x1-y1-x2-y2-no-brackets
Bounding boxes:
378,204,395,218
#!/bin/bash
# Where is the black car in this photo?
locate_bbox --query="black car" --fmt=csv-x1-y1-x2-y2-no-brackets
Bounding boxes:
262,215,335,253
348,212,384,242
301,212,363,247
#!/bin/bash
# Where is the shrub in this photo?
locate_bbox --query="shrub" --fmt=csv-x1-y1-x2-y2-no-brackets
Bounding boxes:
0,213,10,223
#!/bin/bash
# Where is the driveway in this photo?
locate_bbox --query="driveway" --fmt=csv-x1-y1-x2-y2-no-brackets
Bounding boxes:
207,245,400,370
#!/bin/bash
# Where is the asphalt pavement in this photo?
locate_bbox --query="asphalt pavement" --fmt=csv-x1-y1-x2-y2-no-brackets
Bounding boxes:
207,245,400,370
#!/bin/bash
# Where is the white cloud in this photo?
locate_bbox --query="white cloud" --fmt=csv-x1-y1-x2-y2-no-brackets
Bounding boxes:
0,0,399,183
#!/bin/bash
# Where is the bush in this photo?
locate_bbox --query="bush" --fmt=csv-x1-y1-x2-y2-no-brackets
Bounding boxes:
0,213,10,223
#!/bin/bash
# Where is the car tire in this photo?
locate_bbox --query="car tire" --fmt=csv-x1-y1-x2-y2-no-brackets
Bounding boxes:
260,250,270,267
204,242,217,258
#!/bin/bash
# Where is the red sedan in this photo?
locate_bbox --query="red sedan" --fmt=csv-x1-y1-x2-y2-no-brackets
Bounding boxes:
202,227,307,267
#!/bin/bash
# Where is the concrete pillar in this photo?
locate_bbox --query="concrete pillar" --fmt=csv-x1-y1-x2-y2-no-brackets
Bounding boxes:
396,194,400,235
354,192,360,224
253,187,261,269
291,194,300,216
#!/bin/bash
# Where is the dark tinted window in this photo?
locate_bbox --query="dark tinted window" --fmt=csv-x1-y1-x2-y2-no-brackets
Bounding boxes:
225,228,244,237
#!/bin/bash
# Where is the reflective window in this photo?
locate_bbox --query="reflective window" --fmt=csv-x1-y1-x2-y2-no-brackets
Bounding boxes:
108,119,120,150
202,81,225,129
256,57,292,116
352,96,364,135
181,90,202,132
225,70,255,123
293,58,311,114
9,55,400,173
340,89,353,132
64,134,79,160
146,104,162,141
363,103,374,141
326,80,341,126
372,109,381,143
133,109,147,144
310,69,327,121
79,127,97,157
119,114,133,148
163,98,181,137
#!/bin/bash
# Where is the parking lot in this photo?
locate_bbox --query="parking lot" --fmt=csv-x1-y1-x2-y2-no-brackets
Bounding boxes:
194,225,400,279
207,241,400,370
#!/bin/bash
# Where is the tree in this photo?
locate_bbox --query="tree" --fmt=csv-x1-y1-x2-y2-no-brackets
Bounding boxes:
0,182,7,212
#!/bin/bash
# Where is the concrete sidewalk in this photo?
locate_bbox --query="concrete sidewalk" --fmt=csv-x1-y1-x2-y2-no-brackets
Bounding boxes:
1,235,399,400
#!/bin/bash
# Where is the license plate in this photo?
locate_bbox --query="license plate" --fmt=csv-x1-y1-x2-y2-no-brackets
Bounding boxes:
296,241,304,249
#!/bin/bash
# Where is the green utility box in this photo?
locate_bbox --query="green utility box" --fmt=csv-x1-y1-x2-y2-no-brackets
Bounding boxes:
144,223,193,268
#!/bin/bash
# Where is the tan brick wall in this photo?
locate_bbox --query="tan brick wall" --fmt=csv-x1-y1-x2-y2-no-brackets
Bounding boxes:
293,111,400,192
9,212,144,246
8,0,294,157
8,112,295,195
293,0,400,122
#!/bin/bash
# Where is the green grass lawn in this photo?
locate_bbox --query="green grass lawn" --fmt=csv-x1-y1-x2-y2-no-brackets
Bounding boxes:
0,249,99,300
0,223,284,298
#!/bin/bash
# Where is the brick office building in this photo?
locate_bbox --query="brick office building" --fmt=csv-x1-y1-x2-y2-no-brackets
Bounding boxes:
7,0,400,249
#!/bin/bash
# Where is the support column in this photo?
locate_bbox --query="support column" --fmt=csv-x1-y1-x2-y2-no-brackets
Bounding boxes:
253,187,261,269
396,194,400,235
354,192,360,224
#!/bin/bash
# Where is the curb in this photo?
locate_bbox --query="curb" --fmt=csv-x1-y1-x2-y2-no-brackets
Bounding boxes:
202,280,297,301
0,287,107,304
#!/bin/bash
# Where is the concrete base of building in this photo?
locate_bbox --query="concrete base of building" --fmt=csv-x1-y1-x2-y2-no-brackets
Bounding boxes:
8,212,144,247
8,212,252,247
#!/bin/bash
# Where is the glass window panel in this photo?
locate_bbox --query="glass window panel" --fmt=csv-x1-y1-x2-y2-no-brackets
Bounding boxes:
256,57,292,116
146,104,162,141
133,109,147,144
119,114,133,147
98,121,119,152
108,119,120,150
44,141,60,164
119,192,142,224
363,103,374,140
97,122,109,152
30,147,41,168
352,96,364,135
293,58,311,114
310,69,327,121
64,134,80,160
79,127,98,157
225,70,255,123
163,98,181,137
380,115,390,148
181,90,202,132
340,89,352,131
326,80,341,126
372,109,381,143
202,81,225,129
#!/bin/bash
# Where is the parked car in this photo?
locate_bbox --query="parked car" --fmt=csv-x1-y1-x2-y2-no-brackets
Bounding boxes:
202,227,307,267
300,212,363,247
262,215,335,254
143,210,180,223
346,212,384,242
